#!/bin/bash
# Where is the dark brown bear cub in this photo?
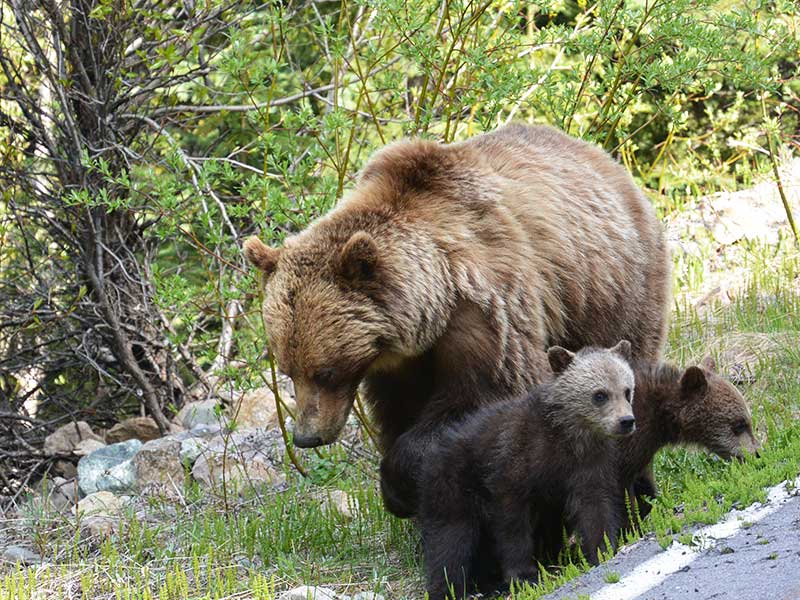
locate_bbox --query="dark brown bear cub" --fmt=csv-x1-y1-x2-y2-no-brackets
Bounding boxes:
419,341,636,600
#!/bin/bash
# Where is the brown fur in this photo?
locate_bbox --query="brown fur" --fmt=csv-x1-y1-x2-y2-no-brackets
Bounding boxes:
244,124,670,511
622,356,758,500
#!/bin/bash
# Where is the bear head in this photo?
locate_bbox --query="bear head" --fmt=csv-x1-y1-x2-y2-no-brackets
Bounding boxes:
547,340,636,439
674,356,760,460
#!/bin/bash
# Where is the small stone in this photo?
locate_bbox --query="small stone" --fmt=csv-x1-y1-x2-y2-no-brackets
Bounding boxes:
1,546,41,566
133,437,185,488
77,439,142,496
80,515,118,540
173,400,227,430
74,438,106,456
106,416,161,444
323,490,359,521
73,491,122,517
44,421,103,455
54,460,77,479
230,386,296,429
279,586,341,600
179,437,209,465
352,593,384,600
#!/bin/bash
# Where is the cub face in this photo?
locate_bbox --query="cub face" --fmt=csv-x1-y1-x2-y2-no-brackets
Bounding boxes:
548,340,636,438
679,356,759,460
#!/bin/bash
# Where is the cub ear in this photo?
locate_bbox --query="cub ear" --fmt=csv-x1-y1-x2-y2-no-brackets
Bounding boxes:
337,231,379,282
700,355,717,372
547,346,576,375
610,339,632,361
243,236,280,276
680,366,708,397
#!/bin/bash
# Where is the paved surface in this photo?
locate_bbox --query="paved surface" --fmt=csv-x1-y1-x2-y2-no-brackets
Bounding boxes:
544,480,800,600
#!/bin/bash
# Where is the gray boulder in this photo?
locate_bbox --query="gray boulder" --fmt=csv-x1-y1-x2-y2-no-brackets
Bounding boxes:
133,437,185,488
77,439,142,495
191,428,285,491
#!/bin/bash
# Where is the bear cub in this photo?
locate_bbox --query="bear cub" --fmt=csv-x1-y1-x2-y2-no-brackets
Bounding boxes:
419,341,636,600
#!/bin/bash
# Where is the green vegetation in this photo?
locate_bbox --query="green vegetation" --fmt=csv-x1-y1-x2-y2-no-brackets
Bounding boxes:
2,0,800,598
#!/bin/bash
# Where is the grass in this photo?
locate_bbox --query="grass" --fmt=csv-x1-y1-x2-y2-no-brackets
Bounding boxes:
3,229,800,599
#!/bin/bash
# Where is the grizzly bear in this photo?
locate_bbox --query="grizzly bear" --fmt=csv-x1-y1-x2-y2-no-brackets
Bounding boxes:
418,341,636,600
243,124,670,515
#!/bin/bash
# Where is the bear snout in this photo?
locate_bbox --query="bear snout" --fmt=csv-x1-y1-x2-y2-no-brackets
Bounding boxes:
293,432,325,448
618,415,636,435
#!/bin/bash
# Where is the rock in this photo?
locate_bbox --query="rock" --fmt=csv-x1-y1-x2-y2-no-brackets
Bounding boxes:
80,515,118,540
323,490,359,521
179,437,209,465
35,476,78,512
173,400,227,429
44,421,103,455
352,593,384,600
77,439,142,496
191,429,286,491
133,437,185,488
230,386,296,429
54,460,77,479
74,438,106,456
1,546,41,566
105,416,161,444
279,586,341,600
72,491,122,517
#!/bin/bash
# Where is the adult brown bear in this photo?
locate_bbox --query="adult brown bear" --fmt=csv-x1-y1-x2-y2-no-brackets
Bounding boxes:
244,124,670,515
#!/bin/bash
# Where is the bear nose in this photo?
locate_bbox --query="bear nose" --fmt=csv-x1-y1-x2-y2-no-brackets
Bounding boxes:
293,432,324,448
618,416,636,434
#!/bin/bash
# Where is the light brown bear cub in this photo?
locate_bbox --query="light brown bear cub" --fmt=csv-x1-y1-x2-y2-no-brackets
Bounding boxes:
621,355,759,519
418,341,636,600
244,124,670,518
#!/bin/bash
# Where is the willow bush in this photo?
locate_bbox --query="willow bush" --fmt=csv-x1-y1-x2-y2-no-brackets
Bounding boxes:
1,0,798,493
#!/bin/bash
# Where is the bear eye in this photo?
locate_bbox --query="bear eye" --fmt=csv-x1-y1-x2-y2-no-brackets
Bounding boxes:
624,388,632,402
593,391,608,405
732,420,748,436
312,368,337,388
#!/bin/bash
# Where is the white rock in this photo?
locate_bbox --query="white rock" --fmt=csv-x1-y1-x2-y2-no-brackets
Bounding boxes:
191,429,285,491
1,546,41,566
74,438,106,456
73,491,122,517
179,437,209,465
230,386,296,429
173,400,227,429
279,586,341,600
44,421,103,454
323,490,359,521
352,593,384,600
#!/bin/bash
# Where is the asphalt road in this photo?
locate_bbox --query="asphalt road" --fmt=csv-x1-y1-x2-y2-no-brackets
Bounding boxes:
543,477,800,600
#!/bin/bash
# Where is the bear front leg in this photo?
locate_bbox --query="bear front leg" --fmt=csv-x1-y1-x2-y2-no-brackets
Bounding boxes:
421,515,480,600
379,424,440,518
491,497,538,586
568,490,619,566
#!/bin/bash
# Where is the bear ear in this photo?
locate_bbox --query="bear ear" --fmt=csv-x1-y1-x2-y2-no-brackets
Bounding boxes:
547,346,576,375
243,236,280,276
680,366,708,398
337,231,380,283
610,339,632,361
700,355,717,372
